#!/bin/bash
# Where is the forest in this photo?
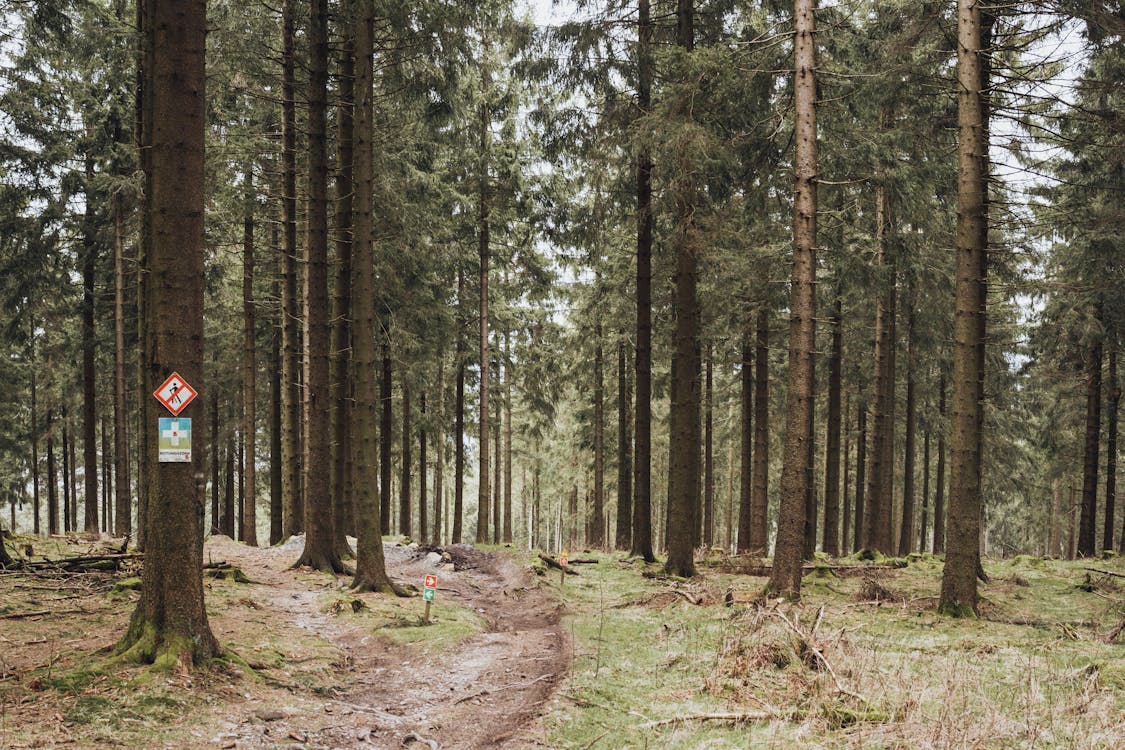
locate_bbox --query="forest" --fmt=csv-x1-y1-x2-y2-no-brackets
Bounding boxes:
0,0,1122,748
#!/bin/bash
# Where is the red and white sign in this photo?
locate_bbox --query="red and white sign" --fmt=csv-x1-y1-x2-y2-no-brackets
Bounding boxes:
153,372,198,416
423,575,437,589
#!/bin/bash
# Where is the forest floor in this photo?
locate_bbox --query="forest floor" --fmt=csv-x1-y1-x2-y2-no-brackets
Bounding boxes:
0,534,568,749
0,535,1123,749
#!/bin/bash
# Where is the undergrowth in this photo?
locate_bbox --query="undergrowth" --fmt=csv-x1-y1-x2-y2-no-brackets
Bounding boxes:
543,551,1124,749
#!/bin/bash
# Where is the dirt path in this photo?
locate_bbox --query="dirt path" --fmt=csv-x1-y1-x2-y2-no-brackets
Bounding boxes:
0,537,569,750
205,538,570,749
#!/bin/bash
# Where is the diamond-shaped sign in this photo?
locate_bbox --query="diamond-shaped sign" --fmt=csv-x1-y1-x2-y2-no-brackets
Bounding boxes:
153,372,198,416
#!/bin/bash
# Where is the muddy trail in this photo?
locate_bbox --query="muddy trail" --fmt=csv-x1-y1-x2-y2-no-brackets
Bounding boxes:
0,536,571,750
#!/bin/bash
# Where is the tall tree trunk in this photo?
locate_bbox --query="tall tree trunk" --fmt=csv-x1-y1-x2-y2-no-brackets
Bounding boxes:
939,0,989,616
242,163,258,546
803,318,818,559
864,174,897,554
62,409,71,533
933,373,947,554
853,400,867,553
419,392,428,543
703,344,714,548
842,390,851,552
920,423,930,553
82,155,99,534
592,320,606,548
750,307,770,553
350,0,396,592
492,377,501,544
331,31,355,548
1106,328,1119,553
269,249,283,545
737,322,753,552
102,416,111,532
281,0,303,539
380,341,393,536
631,0,655,563
222,430,235,538
665,0,699,579
503,327,513,544
117,0,219,666
113,192,131,537
1078,301,1104,557
769,0,817,597
899,283,917,555
294,0,344,573
477,95,492,546
1050,479,1062,556
454,266,466,544
434,356,445,545
47,413,59,536
210,392,220,534
400,383,412,537
616,334,633,550
823,292,843,557
135,0,154,552
31,343,41,536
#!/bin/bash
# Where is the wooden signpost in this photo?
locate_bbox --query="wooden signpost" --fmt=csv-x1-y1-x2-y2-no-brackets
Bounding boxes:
423,574,437,624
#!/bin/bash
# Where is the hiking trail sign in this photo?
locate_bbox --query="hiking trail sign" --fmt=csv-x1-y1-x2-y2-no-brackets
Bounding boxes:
153,372,197,416
158,418,192,463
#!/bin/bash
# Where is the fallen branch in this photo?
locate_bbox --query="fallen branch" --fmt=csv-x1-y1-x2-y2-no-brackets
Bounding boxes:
568,558,599,564
772,607,869,706
18,553,142,571
538,553,578,575
1083,568,1125,580
639,711,795,729
454,672,554,704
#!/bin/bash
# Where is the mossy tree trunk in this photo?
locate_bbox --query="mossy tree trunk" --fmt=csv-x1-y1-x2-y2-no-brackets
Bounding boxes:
116,0,218,668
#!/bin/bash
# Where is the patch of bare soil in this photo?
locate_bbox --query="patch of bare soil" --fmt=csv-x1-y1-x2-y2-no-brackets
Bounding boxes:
0,536,569,749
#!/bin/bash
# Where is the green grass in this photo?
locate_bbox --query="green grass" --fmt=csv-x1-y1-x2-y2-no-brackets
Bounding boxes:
539,551,1125,750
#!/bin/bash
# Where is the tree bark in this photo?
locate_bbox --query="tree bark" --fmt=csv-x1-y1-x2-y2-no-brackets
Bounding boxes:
454,266,465,544
419,391,428,543
823,293,843,557
864,176,896,555
82,153,98,535
592,318,606,548
294,0,345,573
380,341,393,536
920,422,931,553
616,334,633,550
116,0,219,666
853,399,866,554
750,307,770,554
503,327,514,544
113,192,131,538
400,383,413,537
704,344,714,549
631,0,655,564
350,0,396,593
331,32,354,548
665,0,699,579
842,390,852,552
434,355,445,545
280,0,303,539
210,392,220,534
934,373,947,554
939,0,989,616
768,0,817,597
47,413,59,536
1106,328,1119,553
242,163,258,546
1078,301,1103,558
737,322,753,552
899,283,917,555
477,94,492,546
269,240,283,545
